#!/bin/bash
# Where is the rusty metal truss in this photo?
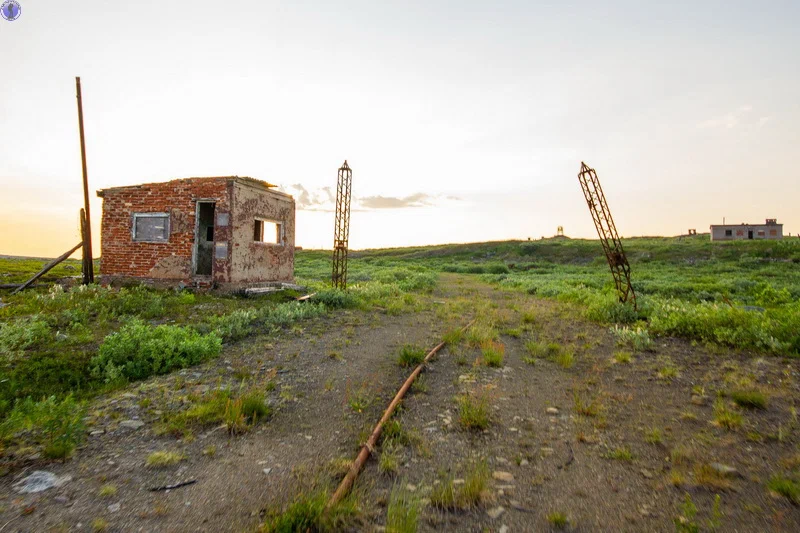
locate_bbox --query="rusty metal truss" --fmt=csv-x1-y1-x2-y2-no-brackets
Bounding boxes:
332,160,353,289
577,162,636,309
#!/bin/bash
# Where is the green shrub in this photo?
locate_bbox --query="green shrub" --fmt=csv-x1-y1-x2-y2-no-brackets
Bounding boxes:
312,290,360,309
241,392,272,422
730,390,767,410
210,309,258,341
387,483,420,533
260,490,358,532
768,475,800,504
481,341,505,367
1,395,86,458
91,320,222,382
397,345,426,367
265,302,326,327
0,315,51,358
611,325,654,351
458,392,490,430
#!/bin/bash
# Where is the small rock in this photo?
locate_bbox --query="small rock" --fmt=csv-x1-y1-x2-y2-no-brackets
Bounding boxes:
13,471,72,494
710,463,739,477
453,479,465,485
54,495,70,504
487,506,506,519
492,471,514,482
263,468,272,475
640,469,653,479
540,447,554,457
546,407,559,415
304,435,312,440
520,459,529,466
90,430,105,436
119,420,145,429
108,503,121,513
499,526,509,533
406,484,417,492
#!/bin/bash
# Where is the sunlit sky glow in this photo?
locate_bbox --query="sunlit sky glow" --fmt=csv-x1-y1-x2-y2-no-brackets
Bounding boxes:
1,0,798,257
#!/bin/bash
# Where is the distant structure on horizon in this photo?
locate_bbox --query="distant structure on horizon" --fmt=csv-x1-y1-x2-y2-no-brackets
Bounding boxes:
710,218,783,241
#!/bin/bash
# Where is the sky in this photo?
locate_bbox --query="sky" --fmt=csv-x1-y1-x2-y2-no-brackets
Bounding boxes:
1,0,798,257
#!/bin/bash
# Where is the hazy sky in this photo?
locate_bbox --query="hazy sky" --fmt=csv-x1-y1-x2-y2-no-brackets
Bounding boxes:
1,1,798,256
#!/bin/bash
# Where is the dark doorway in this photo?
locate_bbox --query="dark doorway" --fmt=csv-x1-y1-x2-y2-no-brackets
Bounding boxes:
748,230,753,240
195,202,215,275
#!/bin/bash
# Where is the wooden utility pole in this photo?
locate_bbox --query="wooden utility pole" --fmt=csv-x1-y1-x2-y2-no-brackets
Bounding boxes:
76,76,94,283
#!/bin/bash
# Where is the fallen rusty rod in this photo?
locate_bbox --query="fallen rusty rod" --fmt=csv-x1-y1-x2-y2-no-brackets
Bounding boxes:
327,318,477,509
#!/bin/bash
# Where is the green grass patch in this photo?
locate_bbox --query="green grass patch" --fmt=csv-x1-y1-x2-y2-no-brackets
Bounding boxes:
397,344,426,368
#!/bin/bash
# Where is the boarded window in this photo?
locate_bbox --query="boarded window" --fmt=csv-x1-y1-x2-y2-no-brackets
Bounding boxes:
254,219,282,244
133,213,169,242
757,230,766,237
724,229,732,237
770,229,778,236
736,230,744,236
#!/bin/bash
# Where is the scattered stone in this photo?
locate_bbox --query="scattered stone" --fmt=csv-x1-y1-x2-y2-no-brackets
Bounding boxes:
540,447,554,457
119,420,145,429
492,471,514,482
520,459,529,467
453,479,465,485
263,468,272,475
90,430,105,436
406,484,417,492
487,506,506,519
640,469,653,479
13,471,72,494
304,435,312,440
54,495,70,504
495,457,509,464
108,503,121,513
710,463,739,477
546,407,559,415
499,526,509,533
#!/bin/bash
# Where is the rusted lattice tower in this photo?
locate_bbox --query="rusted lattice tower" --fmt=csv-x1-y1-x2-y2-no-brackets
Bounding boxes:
332,160,353,289
577,162,636,309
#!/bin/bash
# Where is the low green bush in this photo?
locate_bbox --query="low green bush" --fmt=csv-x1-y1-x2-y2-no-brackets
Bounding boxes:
91,320,222,382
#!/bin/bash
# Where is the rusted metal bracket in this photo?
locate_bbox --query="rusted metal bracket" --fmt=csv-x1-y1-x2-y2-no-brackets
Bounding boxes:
577,162,636,309
332,161,353,290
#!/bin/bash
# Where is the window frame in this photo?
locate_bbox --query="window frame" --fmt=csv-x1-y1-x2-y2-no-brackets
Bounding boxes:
724,229,733,237
253,217,284,246
132,212,171,243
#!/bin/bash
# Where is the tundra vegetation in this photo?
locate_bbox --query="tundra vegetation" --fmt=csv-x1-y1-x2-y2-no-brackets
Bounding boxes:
1,234,799,530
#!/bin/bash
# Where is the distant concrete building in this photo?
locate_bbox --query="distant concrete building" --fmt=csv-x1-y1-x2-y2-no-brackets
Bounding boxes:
710,219,783,242
97,176,295,289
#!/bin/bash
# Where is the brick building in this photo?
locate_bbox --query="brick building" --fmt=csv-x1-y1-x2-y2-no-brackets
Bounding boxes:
710,219,783,241
97,176,295,289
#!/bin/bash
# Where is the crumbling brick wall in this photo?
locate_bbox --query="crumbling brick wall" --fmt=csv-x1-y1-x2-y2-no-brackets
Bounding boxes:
98,178,231,283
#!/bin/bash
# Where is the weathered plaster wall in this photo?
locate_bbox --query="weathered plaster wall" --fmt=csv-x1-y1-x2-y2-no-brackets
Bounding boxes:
98,178,231,282
230,181,295,283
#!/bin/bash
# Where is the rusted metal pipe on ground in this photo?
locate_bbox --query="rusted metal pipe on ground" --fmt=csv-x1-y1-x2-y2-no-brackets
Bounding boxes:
327,318,477,508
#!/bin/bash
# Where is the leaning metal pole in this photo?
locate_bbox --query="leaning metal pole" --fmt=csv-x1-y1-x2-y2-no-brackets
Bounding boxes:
332,160,353,289
577,162,636,309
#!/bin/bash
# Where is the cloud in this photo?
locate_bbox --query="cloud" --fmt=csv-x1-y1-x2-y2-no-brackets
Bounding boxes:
697,105,753,130
281,183,336,211
358,193,435,209
279,185,461,211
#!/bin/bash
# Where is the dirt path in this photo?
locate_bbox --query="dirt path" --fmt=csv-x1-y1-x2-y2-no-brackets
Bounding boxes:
2,274,800,532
